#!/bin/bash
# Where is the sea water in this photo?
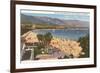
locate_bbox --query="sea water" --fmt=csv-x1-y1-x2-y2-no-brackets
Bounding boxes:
32,29,89,40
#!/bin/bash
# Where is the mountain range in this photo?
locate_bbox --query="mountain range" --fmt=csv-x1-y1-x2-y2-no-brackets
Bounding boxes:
21,14,89,28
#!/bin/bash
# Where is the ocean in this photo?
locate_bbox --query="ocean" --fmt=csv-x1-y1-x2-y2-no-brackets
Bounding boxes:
32,29,89,40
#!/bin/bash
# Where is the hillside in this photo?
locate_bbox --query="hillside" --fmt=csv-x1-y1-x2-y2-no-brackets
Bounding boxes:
21,14,89,28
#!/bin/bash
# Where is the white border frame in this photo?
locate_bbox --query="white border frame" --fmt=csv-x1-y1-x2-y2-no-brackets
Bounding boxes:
15,4,94,69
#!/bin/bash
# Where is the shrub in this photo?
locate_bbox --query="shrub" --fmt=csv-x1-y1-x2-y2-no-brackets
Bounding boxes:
78,34,89,58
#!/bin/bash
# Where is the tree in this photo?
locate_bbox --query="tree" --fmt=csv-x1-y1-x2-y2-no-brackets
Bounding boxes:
37,34,45,49
78,34,89,57
37,34,44,43
37,32,53,46
44,32,53,46
36,32,53,54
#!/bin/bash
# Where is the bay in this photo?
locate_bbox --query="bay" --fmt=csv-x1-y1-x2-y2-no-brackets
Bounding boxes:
32,29,89,40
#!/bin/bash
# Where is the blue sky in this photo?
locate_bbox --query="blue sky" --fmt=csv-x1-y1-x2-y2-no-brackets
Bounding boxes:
21,11,90,22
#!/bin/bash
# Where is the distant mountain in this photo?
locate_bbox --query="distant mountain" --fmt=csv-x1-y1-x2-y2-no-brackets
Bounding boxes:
63,20,89,28
21,14,89,28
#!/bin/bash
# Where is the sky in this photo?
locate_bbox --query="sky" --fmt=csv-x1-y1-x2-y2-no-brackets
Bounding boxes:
21,10,90,22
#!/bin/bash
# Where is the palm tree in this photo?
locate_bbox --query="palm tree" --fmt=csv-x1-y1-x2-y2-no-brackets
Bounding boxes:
37,34,44,43
44,32,53,46
36,32,53,54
